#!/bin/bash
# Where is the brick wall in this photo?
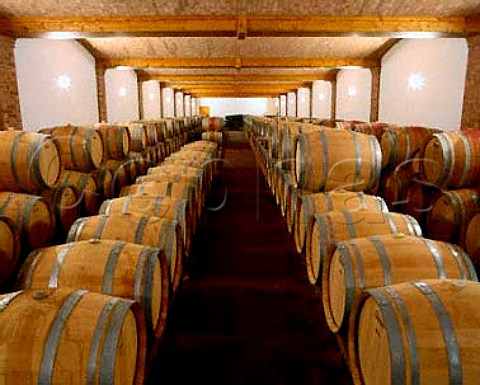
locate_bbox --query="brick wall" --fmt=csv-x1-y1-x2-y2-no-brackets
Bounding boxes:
0,35,22,130
462,35,480,129
370,66,380,122
96,65,107,122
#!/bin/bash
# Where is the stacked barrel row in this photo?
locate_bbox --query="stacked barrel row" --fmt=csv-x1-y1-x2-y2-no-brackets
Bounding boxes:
374,127,480,269
0,118,212,384
248,116,480,385
201,116,225,145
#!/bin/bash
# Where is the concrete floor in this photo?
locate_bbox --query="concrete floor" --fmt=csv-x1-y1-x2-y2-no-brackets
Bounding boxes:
149,131,352,385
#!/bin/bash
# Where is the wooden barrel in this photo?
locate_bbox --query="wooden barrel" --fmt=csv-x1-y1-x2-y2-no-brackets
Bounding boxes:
294,191,388,254
201,131,223,144
67,214,184,294
306,210,422,285
182,141,218,156
285,184,299,234
295,130,381,193
421,130,480,188
351,122,393,140
282,123,320,172
379,169,410,212
348,279,480,385
99,196,191,259
59,170,100,216
156,143,165,163
95,124,130,160
41,125,103,171
18,239,169,340
202,117,224,132
380,126,438,170
126,123,147,152
40,186,81,236
90,167,114,200
0,192,54,250
0,288,146,385
0,131,61,193
139,165,204,195
465,213,480,265
0,216,20,284
120,181,197,238
102,160,130,196
426,188,480,246
403,178,442,229
323,234,477,333
154,121,166,142
142,122,158,146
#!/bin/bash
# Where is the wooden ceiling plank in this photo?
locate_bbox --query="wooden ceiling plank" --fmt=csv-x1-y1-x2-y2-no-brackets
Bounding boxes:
99,57,378,68
139,74,336,82
0,15,476,38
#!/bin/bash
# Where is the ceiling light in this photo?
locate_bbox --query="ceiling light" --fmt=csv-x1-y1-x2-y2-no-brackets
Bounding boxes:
348,86,357,98
118,86,127,97
408,73,425,91
319,93,326,100
57,74,71,90
149,92,155,101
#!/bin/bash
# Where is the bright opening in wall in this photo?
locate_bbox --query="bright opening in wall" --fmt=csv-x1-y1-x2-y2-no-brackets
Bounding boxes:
319,93,326,101
408,73,426,91
57,74,71,90
118,86,127,97
149,92,155,101
115,66,132,71
348,86,357,98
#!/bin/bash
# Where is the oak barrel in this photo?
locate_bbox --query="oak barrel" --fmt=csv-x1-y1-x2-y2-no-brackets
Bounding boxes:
40,186,81,235
464,213,480,266
0,192,54,250
102,160,130,196
381,126,438,170
67,214,184,293
306,210,422,285
126,123,147,152
294,191,387,254
18,239,169,340
348,279,480,385
323,234,477,333
426,188,480,246
0,216,20,284
0,288,146,384
201,131,223,144
95,124,130,160
421,130,480,188
351,122,392,140
59,170,100,216
295,130,381,193
0,131,61,193
90,167,114,200
100,196,191,258
41,125,103,172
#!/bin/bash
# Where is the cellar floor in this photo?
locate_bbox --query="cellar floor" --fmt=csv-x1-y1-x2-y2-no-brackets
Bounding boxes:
148,130,352,385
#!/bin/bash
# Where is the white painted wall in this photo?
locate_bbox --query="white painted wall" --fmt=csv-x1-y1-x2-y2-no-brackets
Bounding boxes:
379,39,468,130
266,98,279,116
192,97,198,116
280,95,287,116
336,69,371,122
197,98,274,116
287,92,297,117
184,94,191,117
162,88,175,118
14,39,98,131
312,80,332,119
175,91,184,117
297,87,311,118
105,68,138,123
142,81,161,119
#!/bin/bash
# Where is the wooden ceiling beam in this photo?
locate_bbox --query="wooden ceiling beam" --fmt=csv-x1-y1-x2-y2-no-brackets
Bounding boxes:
1,15,478,38
99,57,378,68
139,74,336,82
163,82,310,89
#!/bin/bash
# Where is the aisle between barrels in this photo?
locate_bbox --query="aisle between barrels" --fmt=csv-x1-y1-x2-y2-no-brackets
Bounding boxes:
149,131,352,385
